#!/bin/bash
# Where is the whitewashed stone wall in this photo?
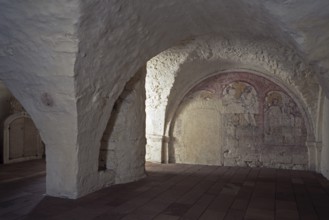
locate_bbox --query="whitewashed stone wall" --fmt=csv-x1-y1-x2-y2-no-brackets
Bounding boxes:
0,0,328,199
146,49,191,162
171,72,309,169
0,1,81,198
171,96,222,165
99,68,146,184
146,36,319,166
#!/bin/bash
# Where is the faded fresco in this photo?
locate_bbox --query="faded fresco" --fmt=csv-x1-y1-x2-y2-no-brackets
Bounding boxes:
222,82,258,126
264,91,304,145
171,72,308,169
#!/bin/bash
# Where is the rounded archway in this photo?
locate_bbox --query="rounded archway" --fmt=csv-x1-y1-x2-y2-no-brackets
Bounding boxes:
146,35,319,168
168,71,313,170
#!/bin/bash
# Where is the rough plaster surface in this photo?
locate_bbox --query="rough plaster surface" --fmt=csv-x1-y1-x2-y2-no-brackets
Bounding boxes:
172,100,222,165
0,1,81,198
99,69,146,184
0,0,329,199
146,48,190,162
146,36,319,163
171,72,308,169
165,37,319,132
262,1,329,97
73,68,147,198
77,0,323,170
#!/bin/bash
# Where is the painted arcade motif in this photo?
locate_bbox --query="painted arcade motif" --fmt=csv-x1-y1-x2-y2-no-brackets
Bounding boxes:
264,91,304,145
222,82,259,126
171,72,308,169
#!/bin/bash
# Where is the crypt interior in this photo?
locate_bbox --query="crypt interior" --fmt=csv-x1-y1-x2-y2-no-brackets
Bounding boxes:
1,0,329,219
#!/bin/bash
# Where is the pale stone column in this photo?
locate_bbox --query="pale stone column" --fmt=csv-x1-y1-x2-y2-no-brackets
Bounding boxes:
0,0,81,198
145,52,183,163
321,97,329,179
145,134,170,163
101,67,147,184
46,136,79,198
316,142,323,172
162,136,170,164
306,141,322,171
146,134,165,163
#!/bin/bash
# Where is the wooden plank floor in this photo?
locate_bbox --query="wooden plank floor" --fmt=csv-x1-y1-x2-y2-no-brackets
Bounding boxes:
1,161,329,219
0,160,46,184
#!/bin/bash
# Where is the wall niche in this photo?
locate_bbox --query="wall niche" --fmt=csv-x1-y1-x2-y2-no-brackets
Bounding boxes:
3,97,44,164
170,72,308,170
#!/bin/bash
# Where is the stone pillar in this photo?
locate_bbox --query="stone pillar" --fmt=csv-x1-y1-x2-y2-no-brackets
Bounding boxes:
321,96,329,179
101,67,147,184
306,141,322,171
0,0,81,198
145,53,178,163
46,139,79,198
146,134,164,163
316,142,323,172
145,134,170,163
162,136,170,164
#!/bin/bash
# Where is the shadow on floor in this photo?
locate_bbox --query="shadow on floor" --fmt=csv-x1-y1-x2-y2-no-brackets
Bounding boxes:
1,162,329,219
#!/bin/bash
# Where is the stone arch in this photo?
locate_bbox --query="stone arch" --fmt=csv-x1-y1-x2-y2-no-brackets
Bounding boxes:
165,69,315,140
145,36,319,165
3,112,43,164
72,1,329,198
0,0,328,199
167,71,314,169
76,0,311,171
98,68,147,184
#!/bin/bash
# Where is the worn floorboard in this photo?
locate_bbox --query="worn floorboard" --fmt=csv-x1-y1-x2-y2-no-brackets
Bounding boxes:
0,161,329,219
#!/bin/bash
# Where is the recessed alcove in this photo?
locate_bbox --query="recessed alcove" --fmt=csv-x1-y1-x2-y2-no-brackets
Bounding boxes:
169,72,309,169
